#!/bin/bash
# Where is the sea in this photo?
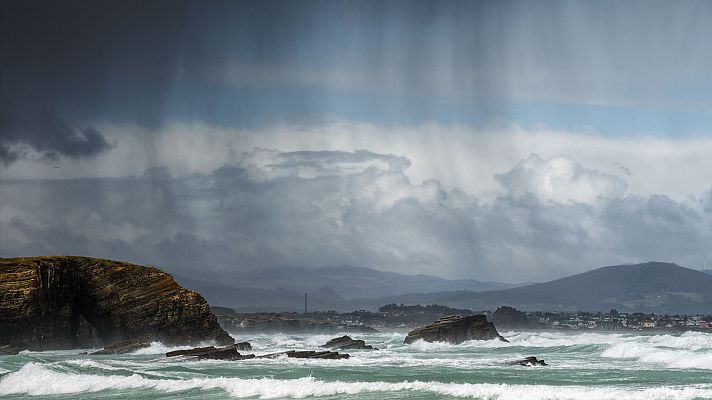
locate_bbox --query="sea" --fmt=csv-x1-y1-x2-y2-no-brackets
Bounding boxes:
1,330,711,399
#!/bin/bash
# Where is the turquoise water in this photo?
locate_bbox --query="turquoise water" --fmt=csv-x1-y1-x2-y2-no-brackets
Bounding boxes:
1,331,711,399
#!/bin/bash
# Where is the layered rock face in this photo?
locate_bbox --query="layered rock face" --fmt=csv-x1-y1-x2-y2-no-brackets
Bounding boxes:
404,315,508,344
0,256,233,352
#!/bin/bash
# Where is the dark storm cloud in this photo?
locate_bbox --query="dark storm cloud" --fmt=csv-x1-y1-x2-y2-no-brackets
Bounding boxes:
3,0,711,143
0,89,113,164
1,150,710,281
0,0,192,163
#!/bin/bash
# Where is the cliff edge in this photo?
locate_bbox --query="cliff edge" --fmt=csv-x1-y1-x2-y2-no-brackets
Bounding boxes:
0,256,233,352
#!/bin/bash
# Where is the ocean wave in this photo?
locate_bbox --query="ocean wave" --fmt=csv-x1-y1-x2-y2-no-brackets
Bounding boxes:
406,338,510,351
233,351,507,369
129,342,201,355
499,331,629,348
64,359,124,371
645,331,712,351
601,342,712,370
1,363,711,399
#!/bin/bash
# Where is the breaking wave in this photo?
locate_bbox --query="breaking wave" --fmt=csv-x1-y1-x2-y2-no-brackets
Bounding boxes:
1,363,711,399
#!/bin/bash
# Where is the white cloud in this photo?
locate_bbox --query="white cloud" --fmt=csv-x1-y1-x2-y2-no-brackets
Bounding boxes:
2,120,710,204
2,148,710,282
494,154,628,205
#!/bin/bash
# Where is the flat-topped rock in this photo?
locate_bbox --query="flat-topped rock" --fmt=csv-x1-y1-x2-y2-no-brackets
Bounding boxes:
0,256,233,352
321,335,376,350
165,346,251,360
404,315,508,345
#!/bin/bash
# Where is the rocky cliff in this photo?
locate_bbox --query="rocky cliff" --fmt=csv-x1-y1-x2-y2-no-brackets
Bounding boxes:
492,306,538,329
404,315,508,344
0,256,233,352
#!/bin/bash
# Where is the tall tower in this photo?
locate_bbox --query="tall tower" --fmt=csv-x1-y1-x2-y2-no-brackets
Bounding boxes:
304,293,307,314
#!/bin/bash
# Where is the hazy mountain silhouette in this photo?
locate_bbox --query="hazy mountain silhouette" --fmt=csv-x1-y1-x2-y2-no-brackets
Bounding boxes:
181,265,518,299
177,262,712,314
174,275,347,312
364,262,712,314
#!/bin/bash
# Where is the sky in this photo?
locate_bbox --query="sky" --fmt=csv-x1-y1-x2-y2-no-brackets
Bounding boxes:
1,0,711,283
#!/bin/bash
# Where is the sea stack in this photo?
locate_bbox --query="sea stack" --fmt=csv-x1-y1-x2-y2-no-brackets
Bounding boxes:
404,315,508,344
0,256,234,352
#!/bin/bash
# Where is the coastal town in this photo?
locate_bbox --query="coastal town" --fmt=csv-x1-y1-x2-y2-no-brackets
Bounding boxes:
211,304,712,333
486,307,712,331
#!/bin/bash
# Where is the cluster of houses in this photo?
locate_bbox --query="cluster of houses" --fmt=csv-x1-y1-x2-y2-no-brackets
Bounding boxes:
302,306,712,332
495,310,711,331
252,303,712,333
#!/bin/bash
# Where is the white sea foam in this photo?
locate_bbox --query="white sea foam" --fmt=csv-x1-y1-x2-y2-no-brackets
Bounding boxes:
1,363,711,399
233,350,507,369
64,359,124,371
230,331,712,370
129,341,201,355
62,359,173,378
396,331,631,350
646,331,712,351
601,342,712,370
498,331,630,348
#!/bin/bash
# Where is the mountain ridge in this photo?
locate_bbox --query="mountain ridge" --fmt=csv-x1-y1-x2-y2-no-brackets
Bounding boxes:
176,262,712,314
175,264,519,300
362,262,712,314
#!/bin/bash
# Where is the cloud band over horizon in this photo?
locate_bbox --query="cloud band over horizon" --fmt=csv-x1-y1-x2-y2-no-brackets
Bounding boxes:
2,146,710,282
1,0,711,282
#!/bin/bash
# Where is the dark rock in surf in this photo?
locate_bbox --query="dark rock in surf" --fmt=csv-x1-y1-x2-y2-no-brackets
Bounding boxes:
91,339,151,355
236,341,252,351
508,356,548,366
165,345,255,360
321,335,376,350
257,350,350,359
404,315,508,344
164,346,349,361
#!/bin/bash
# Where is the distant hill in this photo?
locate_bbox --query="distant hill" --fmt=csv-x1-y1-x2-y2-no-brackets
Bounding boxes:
180,265,518,300
364,262,712,314
703,269,712,276
174,275,348,312
177,262,712,314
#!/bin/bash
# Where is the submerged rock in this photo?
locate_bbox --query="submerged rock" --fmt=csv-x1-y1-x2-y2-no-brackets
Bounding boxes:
508,356,548,366
258,350,350,360
0,256,234,352
321,335,376,350
404,315,508,345
91,340,151,355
